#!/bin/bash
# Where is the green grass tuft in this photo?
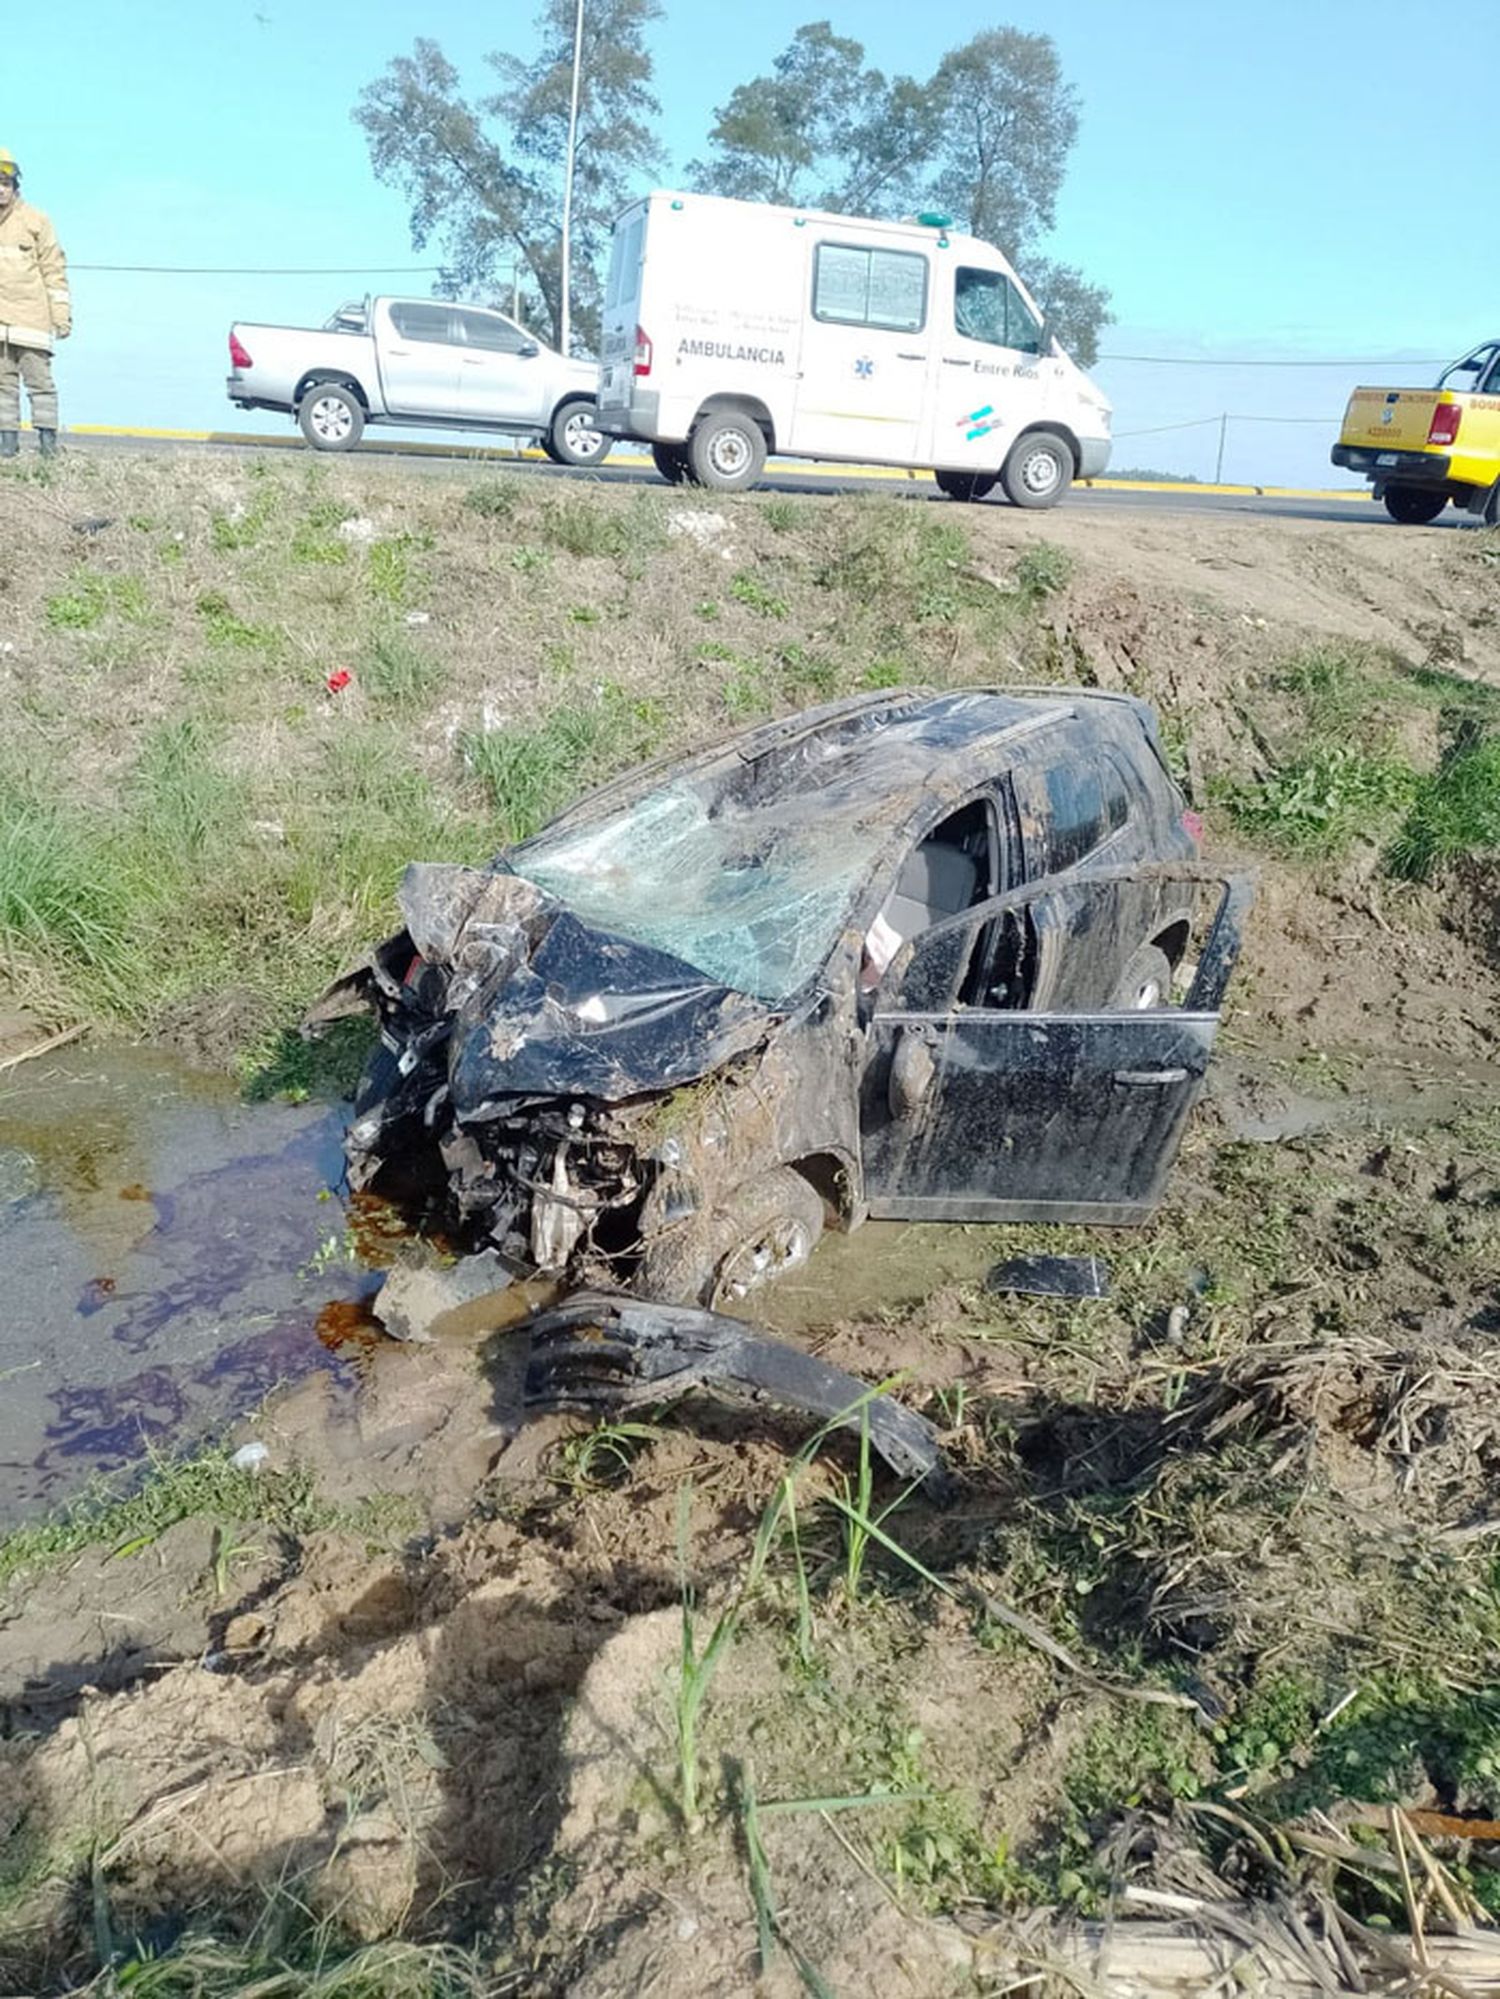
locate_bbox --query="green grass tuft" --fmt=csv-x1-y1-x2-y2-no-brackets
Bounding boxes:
1387,734,1500,879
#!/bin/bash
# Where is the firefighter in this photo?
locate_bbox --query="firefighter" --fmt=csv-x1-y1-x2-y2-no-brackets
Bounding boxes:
0,148,71,458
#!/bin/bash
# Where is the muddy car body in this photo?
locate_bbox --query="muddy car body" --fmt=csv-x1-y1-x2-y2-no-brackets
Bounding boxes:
334,689,1248,1305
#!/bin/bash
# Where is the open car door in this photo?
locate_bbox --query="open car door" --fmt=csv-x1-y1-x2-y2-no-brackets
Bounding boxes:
859,872,1251,1225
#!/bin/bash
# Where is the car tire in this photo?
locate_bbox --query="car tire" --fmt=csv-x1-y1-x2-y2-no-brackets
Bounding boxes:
652,440,691,485
548,399,612,468
636,1167,825,1308
1383,484,1447,526
688,411,767,492
934,468,997,502
1110,943,1174,1011
298,382,365,452
1001,429,1074,509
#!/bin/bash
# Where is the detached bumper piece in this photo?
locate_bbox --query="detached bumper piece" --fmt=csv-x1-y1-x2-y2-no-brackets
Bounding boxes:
525,1289,947,1487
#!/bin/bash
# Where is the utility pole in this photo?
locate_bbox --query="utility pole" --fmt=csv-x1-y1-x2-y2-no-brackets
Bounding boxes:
559,0,584,357
1215,412,1228,484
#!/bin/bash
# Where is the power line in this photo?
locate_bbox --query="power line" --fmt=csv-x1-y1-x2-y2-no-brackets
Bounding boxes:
74,263,445,275
1101,352,1446,368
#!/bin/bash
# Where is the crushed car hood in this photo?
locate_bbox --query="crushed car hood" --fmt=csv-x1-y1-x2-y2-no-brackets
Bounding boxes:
402,862,777,1106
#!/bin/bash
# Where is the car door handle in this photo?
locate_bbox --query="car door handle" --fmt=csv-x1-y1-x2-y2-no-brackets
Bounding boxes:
387,345,410,356
1112,1068,1189,1086
896,351,925,361
461,357,485,366
943,357,971,367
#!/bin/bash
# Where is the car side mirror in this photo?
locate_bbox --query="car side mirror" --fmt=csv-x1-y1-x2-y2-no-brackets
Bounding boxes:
518,340,540,359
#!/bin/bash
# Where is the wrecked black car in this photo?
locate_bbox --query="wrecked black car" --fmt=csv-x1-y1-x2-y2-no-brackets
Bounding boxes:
319,688,1250,1306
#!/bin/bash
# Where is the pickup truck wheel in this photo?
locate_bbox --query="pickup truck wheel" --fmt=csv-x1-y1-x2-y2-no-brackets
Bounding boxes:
298,382,364,452
1384,484,1447,525
688,412,767,492
1001,429,1073,508
549,399,611,467
934,468,997,502
652,441,691,485
636,1168,825,1308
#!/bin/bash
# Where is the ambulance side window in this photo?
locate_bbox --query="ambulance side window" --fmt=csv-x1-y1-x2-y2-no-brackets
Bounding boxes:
813,245,927,333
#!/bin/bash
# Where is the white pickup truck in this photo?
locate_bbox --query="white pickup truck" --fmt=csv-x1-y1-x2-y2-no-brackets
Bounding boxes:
225,295,611,463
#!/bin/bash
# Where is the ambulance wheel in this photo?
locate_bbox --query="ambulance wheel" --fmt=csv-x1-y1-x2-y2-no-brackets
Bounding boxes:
1001,430,1073,508
1383,484,1446,526
298,382,365,452
688,412,767,491
934,468,997,502
652,441,691,485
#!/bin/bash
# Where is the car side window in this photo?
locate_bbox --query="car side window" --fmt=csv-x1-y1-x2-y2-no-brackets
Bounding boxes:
860,797,994,993
1100,753,1130,836
456,309,529,354
390,302,457,344
1044,761,1108,869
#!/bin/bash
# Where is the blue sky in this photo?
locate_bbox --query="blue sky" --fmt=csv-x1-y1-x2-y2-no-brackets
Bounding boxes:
9,0,1497,483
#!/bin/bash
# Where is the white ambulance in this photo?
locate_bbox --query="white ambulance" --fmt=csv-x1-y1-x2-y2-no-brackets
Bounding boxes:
597,190,1111,504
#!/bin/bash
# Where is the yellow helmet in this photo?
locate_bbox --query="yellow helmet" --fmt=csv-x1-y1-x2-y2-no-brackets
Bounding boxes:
0,149,17,183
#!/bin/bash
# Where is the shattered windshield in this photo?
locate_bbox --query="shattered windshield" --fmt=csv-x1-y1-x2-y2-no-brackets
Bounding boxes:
511,779,875,1002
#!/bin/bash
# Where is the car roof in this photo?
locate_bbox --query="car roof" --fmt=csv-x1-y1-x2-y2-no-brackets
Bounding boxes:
536,687,1154,840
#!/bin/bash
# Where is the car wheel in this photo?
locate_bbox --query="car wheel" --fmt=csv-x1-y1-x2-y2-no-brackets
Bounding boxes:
652,440,691,485
1001,429,1074,509
549,399,611,467
636,1167,825,1308
298,382,364,452
934,468,997,502
1110,943,1174,1011
688,411,767,492
1383,484,1447,525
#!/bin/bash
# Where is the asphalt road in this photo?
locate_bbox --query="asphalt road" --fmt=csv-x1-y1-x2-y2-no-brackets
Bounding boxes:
55,426,1464,531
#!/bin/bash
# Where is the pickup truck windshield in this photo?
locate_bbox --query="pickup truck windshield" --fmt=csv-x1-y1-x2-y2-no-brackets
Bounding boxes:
511,779,873,1002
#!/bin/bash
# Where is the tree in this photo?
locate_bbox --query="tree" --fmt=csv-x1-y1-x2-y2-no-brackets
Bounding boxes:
691,21,1113,363
354,0,662,352
1014,258,1112,368
689,21,934,216
925,30,1077,259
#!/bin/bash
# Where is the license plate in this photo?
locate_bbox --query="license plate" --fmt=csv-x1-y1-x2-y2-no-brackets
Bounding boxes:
1376,452,1399,467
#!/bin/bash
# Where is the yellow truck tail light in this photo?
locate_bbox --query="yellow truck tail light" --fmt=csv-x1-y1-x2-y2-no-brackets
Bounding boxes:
1428,403,1463,447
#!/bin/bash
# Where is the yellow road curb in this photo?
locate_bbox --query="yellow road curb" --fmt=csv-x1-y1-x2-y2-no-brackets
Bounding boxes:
61,424,1372,502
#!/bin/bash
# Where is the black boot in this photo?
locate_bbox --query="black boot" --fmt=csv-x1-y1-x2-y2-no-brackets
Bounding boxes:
36,428,57,457
0,431,17,458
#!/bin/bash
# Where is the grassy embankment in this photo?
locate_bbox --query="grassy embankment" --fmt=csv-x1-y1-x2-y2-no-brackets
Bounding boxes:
4,454,1500,1991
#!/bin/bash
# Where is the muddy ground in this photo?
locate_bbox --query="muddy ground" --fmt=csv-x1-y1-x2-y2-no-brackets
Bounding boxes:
2,459,1499,1993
